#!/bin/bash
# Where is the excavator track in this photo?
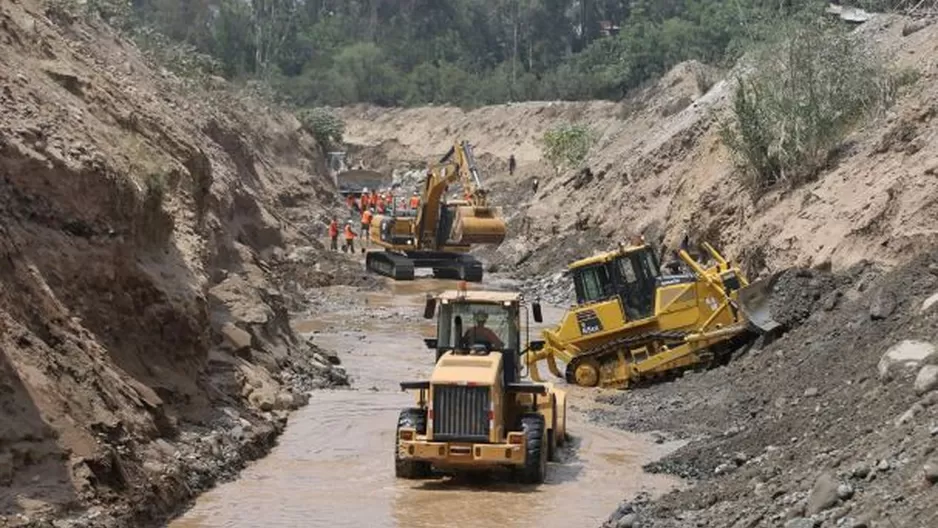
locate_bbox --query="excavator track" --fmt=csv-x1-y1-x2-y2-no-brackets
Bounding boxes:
366,251,416,280
427,254,483,282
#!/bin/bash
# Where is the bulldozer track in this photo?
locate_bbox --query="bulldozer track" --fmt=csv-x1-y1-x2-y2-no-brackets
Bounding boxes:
564,330,688,383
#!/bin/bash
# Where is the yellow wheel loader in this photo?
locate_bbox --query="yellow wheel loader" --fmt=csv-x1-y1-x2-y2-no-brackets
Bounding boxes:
395,286,566,484
524,240,780,389
365,140,506,282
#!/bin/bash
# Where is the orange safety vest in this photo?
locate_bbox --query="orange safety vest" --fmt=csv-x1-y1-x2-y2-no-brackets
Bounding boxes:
360,194,369,209
361,209,373,225
346,195,355,208
409,196,420,208
328,220,338,238
344,225,356,240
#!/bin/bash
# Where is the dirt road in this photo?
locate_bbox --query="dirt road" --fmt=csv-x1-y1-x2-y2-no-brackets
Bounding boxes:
169,276,682,528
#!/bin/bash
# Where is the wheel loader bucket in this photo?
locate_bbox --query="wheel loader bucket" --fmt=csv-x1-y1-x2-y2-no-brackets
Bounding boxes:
737,272,783,334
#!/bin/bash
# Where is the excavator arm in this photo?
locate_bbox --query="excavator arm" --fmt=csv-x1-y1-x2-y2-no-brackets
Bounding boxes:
412,141,505,249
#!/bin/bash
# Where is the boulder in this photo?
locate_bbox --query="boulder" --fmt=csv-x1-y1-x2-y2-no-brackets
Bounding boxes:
878,340,937,382
220,322,253,353
922,292,938,313
784,518,818,528
914,365,938,395
924,459,938,485
869,290,897,320
837,483,854,500
806,473,840,515
275,392,296,410
248,386,277,412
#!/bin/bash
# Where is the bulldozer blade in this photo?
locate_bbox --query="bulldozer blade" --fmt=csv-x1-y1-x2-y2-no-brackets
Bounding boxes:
737,272,783,334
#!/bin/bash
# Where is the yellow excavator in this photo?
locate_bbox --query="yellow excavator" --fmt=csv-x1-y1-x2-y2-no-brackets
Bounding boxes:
365,140,506,282
523,239,780,388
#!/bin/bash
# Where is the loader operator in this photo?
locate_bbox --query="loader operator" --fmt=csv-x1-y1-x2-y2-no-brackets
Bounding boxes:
462,310,504,350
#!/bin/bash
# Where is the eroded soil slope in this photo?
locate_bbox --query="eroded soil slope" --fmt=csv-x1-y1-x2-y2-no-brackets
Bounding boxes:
597,255,938,528
0,1,363,526
340,15,938,280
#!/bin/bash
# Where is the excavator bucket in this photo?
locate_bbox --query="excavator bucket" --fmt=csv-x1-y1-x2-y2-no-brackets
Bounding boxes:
451,206,506,245
737,272,783,334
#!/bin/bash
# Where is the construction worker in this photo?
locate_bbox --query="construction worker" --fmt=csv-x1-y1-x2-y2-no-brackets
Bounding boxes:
376,193,386,214
532,177,540,195
463,310,504,350
343,221,357,253
328,217,339,251
361,207,373,240
346,193,357,212
362,189,371,210
409,191,420,210
509,154,516,176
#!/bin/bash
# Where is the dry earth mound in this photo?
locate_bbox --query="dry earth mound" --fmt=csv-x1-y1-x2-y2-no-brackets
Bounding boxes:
0,1,362,526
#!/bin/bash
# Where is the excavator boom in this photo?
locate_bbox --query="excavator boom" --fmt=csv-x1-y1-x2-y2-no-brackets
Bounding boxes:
364,140,507,282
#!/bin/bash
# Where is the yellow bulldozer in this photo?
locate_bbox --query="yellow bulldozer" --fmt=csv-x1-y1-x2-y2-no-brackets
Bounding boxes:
524,239,779,388
365,141,506,282
396,286,566,484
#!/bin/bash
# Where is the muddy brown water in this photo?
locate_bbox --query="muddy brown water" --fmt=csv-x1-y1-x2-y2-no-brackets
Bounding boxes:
170,277,683,528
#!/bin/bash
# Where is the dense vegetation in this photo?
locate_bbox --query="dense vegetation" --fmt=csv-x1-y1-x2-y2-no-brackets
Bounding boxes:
105,0,913,108
720,17,899,198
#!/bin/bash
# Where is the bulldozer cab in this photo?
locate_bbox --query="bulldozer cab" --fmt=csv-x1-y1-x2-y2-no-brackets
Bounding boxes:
569,245,661,322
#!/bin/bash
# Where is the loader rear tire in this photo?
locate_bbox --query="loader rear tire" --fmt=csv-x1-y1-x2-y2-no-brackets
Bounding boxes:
518,414,547,484
395,408,432,479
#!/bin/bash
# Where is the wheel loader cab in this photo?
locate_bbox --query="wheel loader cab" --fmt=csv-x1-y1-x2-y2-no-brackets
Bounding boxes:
398,289,567,484
433,297,522,387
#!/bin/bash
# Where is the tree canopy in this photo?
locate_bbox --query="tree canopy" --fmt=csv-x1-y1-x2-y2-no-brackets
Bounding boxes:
121,1,894,107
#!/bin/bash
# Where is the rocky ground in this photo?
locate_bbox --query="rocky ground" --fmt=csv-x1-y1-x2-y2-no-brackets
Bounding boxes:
595,252,938,528
0,1,371,527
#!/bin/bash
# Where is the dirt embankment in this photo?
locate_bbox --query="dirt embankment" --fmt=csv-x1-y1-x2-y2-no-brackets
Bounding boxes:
597,254,938,528
339,15,938,282
0,1,367,526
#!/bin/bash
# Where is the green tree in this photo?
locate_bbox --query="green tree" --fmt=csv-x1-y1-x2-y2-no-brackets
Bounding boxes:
721,20,895,197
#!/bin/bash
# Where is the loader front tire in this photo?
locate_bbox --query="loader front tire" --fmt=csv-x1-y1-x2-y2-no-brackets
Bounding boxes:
518,414,547,484
395,408,432,479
